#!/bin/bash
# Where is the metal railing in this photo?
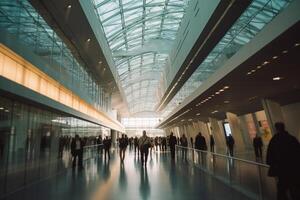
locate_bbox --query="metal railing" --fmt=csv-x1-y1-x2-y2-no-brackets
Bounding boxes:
176,145,276,200
83,144,104,160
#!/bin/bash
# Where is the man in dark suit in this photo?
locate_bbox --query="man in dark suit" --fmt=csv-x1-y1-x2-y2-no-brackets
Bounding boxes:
71,134,84,169
267,122,300,200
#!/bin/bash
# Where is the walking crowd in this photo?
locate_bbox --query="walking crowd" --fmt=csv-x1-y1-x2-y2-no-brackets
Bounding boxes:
62,121,299,200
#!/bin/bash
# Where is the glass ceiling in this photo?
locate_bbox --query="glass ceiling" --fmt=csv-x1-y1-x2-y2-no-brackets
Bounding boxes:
92,0,189,114
161,0,292,119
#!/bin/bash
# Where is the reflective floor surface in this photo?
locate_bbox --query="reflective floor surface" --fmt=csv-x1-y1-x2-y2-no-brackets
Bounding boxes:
2,149,251,200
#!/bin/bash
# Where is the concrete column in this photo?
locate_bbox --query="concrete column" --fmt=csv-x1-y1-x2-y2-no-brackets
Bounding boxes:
111,129,117,148
238,114,255,149
209,118,226,151
226,112,246,151
187,123,195,137
262,99,285,135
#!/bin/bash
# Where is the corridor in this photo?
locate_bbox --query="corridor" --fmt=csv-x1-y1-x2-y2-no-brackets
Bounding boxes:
4,150,251,200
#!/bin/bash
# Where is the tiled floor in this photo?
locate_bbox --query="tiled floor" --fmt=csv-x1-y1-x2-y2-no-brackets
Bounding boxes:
3,149,251,200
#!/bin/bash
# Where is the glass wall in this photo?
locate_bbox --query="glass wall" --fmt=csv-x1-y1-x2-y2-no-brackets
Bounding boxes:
0,0,111,113
0,95,106,198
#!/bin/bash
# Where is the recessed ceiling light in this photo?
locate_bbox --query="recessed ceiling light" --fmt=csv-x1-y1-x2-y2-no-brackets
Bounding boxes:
251,69,256,73
0,107,3,110
247,72,252,75
67,5,72,9
249,96,257,101
98,61,102,64
181,119,185,122
188,119,192,121
103,67,106,71
256,65,262,69
215,92,220,95
4,110,9,112
282,50,288,54
196,113,201,116
273,76,283,81
223,86,229,89
87,38,91,42
208,97,212,99
272,56,278,60
262,61,269,65
224,101,230,104
295,43,300,47
219,89,224,92
211,110,218,114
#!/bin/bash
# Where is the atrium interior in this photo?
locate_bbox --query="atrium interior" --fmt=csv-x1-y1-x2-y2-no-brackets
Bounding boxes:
0,0,300,199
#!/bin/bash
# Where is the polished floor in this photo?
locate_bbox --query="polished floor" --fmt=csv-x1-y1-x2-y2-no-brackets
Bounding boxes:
3,149,251,200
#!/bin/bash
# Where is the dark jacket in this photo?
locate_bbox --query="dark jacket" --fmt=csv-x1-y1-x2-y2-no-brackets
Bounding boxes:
71,138,84,155
103,138,112,150
210,135,215,146
119,137,127,149
266,131,300,183
169,135,177,148
195,135,207,150
180,137,188,147
253,136,263,148
226,136,235,148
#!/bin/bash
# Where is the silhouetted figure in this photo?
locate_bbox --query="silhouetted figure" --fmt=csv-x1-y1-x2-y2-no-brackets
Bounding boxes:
162,137,167,151
195,132,207,151
97,135,103,154
149,138,154,155
103,136,111,160
190,137,193,148
195,132,207,165
210,134,215,152
180,134,188,160
71,135,84,169
226,135,235,156
119,134,128,162
139,130,151,165
134,136,139,155
253,134,263,158
266,122,300,200
169,132,177,160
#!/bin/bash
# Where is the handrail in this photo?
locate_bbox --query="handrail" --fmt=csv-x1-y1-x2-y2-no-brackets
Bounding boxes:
176,145,269,168
83,144,104,149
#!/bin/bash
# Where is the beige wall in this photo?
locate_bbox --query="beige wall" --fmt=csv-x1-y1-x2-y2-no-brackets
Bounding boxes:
281,102,300,140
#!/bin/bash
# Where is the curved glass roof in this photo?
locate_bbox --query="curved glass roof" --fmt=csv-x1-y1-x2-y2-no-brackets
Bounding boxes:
93,0,188,114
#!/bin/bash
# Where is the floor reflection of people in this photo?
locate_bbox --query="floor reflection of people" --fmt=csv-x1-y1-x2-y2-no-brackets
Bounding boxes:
102,159,111,182
119,163,127,190
169,160,177,191
139,166,150,200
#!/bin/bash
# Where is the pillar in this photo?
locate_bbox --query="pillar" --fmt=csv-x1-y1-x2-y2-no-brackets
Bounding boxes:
226,112,246,151
209,117,226,151
262,99,285,135
111,129,117,148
